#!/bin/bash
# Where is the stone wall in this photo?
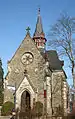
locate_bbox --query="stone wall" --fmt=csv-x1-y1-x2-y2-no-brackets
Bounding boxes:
0,116,11,119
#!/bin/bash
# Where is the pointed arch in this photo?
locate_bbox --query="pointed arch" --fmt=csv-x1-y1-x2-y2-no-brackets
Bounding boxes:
21,90,31,112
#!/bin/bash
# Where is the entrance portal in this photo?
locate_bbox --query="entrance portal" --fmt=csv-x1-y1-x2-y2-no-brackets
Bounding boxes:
21,90,30,112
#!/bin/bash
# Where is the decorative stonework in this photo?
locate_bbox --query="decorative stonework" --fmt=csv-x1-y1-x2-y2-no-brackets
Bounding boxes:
16,76,36,110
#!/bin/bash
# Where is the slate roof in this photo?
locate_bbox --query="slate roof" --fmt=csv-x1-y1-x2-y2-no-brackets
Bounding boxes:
42,50,64,70
33,8,44,37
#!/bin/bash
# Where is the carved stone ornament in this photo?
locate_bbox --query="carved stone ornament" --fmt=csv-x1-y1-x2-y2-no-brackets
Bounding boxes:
21,52,33,65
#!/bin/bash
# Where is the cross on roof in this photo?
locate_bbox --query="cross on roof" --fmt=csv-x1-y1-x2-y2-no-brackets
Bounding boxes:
26,27,31,33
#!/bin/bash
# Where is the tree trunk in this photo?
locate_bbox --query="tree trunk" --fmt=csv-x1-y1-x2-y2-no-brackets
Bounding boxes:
72,61,75,87
71,60,75,101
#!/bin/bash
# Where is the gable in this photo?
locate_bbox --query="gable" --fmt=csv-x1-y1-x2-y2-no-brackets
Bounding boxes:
17,76,36,93
7,33,44,66
6,32,45,89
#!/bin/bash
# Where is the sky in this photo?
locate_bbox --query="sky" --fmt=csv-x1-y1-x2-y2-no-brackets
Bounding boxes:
0,0,75,85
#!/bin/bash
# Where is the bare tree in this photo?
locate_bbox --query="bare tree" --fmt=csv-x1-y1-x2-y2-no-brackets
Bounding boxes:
48,13,75,87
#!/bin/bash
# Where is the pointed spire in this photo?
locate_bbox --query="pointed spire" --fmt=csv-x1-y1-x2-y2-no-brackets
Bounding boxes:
33,8,44,37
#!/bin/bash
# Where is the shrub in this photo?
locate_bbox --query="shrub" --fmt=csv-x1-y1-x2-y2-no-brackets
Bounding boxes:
1,101,14,116
32,101,43,117
0,81,4,106
55,105,64,116
0,91,4,106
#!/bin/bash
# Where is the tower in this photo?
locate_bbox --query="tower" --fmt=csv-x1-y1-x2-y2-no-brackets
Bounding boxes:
33,8,46,53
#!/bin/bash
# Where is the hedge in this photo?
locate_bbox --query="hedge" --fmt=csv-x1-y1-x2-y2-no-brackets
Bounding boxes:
1,101,14,116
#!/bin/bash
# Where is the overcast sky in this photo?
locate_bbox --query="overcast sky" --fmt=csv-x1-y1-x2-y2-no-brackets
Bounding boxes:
0,0,75,85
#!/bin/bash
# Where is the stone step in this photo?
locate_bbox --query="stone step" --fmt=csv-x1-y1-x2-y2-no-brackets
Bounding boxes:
0,116,11,119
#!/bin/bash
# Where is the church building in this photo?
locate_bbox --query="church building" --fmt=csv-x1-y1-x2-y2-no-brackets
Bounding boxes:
4,9,68,116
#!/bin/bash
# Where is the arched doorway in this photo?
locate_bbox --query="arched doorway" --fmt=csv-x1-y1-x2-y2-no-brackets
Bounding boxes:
21,90,30,112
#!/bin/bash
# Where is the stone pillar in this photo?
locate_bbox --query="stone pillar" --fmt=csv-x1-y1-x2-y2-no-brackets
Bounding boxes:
46,76,52,116
62,81,67,116
43,80,47,117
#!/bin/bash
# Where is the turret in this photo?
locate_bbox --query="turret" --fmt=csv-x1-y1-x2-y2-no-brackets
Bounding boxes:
33,8,46,53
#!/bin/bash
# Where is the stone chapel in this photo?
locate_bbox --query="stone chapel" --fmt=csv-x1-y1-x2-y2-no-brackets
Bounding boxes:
4,9,68,116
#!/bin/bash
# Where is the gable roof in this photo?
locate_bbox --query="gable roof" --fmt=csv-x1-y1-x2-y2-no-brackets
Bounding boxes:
5,32,45,89
7,32,32,63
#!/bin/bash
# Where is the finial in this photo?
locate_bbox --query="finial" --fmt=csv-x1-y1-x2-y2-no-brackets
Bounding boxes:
26,27,31,33
38,7,40,16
